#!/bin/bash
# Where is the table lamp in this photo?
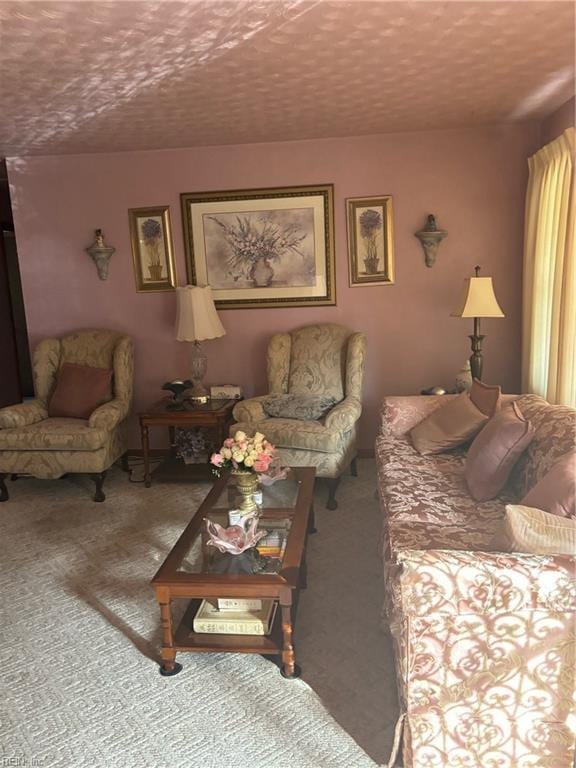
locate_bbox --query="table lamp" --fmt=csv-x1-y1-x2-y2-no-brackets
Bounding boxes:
451,265,505,381
175,285,226,403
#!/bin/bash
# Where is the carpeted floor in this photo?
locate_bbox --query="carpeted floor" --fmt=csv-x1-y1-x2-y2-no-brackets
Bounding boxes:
0,459,398,768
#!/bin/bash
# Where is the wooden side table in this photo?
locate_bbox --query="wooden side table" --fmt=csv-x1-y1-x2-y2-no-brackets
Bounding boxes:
138,398,237,486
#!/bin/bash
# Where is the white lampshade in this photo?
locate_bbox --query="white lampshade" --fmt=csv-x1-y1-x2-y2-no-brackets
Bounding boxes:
451,276,505,318
175,285,226,342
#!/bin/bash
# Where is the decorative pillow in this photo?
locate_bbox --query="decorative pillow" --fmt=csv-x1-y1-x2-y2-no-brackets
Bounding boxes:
48,362,113,420
469,378,501,417
521,450,576,518
465,402,535,501
503,504,576,556
262,394,337,421
410,393,489,455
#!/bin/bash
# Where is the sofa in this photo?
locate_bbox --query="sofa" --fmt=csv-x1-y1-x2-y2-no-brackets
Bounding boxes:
376,393,576,768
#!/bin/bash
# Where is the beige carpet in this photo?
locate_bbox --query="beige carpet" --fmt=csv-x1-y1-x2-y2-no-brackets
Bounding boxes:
0,459,398,768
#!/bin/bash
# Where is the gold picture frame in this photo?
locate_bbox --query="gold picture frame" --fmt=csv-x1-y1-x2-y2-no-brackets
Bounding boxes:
346,195,395,287
129,206,176,292
180,185,335,309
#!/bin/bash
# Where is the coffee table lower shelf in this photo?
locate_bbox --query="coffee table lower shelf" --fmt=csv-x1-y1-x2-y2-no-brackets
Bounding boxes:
165,599,300,677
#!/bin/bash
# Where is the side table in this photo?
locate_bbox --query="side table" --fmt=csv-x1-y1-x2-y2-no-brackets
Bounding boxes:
138,398,237,486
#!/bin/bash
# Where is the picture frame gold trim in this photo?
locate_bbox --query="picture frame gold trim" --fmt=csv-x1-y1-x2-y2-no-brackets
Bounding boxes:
128,206,176,292
180,184,336,309
346,195,395,287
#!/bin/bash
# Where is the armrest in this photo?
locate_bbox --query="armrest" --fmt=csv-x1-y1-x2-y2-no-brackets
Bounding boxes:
89,399,129,430
380,395,458,437
232,396,268,423
394,549,576,616
0,400,48,429
323,396,362,431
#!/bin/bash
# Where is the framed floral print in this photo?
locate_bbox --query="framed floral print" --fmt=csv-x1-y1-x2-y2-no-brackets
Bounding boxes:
180,185,335,309
129,206,176,292
346,196,395,287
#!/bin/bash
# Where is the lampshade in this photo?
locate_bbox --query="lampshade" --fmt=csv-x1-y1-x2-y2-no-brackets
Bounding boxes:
175,285,226,342
451,276,505,318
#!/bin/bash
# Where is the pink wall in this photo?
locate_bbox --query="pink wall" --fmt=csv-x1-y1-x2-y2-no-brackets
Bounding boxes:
540,97,575,145
7,122,539,450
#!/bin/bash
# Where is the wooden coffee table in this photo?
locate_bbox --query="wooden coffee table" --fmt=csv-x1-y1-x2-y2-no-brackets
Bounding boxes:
151,466,316,678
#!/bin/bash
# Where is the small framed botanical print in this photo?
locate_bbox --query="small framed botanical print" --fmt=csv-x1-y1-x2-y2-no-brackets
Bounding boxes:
129,206,176,292
346,196,395,287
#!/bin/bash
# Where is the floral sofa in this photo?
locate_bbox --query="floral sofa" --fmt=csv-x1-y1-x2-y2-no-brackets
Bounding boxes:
376,393,576,768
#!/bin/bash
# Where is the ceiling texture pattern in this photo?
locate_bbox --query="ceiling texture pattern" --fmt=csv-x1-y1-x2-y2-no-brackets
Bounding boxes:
0,0,574,156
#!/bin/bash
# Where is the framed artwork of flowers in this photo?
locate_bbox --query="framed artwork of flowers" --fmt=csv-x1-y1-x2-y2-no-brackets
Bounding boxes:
180,185,335,309
346,196,395,287
128,206,177,292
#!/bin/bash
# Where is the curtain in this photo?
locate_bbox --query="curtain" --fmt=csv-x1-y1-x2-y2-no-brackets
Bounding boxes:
522,127,575,407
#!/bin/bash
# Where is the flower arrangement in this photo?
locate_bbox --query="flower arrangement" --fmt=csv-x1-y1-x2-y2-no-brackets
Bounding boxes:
208,214,306,283
210,430,275,474
141,217,163,279
359,208,382,274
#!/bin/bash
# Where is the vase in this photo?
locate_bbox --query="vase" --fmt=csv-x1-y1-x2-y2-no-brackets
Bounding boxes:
250,257,274,287
455,360,473,392
148,264,163,281
363,257,379,275
231,470,259,514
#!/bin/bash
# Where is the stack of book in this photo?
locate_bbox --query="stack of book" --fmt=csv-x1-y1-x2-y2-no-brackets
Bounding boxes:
193,598,277,636
256,529,287,559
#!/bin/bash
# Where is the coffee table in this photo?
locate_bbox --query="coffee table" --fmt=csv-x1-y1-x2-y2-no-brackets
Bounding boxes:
151,466,316,678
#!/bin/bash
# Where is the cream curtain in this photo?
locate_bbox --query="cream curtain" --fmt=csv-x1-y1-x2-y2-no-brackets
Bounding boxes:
522,127,575,407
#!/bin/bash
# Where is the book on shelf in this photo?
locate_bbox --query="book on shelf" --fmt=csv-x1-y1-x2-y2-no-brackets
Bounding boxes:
193,599,277,635
217,597,262,612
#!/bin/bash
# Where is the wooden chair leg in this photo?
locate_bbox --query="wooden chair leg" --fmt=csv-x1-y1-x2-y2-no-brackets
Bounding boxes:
350,456,358,477
326,477,341,510
92,471,107,502
0,474,8,502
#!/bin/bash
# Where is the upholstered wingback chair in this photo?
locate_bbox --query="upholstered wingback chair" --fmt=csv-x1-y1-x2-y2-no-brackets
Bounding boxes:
232,323,366,509
0,330,133,502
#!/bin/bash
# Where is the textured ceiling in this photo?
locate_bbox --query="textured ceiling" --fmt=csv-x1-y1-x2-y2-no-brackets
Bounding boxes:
0,0,574,156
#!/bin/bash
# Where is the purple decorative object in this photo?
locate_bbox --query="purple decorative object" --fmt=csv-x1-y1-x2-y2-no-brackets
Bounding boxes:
206,514,266,555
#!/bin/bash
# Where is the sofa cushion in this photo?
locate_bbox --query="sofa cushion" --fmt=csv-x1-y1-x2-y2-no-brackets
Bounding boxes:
465,402,535,501
48,362,112,419
0,418,108,451
504,504,576,556
376,434,512,533
232,418,344,453
410,393,489,454
469,378,501,416
521,450,576,518
262,394,337,421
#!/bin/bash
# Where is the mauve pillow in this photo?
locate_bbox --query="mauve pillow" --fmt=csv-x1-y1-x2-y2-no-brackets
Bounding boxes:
521,450,576,519
465,402,534,501
410,393,489,455
469,379,501,417
48,362,113,420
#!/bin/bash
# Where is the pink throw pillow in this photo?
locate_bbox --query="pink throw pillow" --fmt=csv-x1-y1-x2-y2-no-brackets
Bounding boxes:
48,362,113,420
469,379,501,417
521,450,576,519
465,402,535,502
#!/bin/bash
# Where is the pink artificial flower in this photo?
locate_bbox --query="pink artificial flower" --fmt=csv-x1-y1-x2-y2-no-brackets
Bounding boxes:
210,453,224,467
223,438,234,448
254,454,273,473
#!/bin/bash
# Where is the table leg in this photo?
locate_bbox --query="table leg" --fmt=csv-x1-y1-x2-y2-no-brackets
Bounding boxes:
159,601,182,676
142,424,151,488
280,602,300,679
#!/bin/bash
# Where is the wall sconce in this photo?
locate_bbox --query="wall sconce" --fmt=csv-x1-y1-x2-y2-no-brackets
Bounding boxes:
415,214,448,267
86,229,115,280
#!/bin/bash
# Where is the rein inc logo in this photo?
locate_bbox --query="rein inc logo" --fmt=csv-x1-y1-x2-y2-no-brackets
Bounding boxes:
1,759,44,767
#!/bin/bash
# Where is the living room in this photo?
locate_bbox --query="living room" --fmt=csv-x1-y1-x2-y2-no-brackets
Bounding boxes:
0,2,574,767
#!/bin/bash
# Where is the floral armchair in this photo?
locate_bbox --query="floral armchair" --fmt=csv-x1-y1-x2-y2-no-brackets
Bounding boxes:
0,330,133,502
231,323,366,509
